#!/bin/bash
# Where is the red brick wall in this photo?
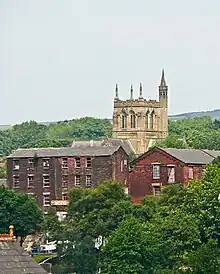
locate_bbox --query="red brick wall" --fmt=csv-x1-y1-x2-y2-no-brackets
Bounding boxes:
7,147,129,209
183,165,204,187
129,148,205,200
112,147,129,185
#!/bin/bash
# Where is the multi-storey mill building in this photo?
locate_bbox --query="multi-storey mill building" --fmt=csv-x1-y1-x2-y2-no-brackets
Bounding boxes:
112,70,168,155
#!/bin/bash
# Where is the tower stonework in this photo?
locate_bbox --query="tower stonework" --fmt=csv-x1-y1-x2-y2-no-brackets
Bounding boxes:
112,70,168,155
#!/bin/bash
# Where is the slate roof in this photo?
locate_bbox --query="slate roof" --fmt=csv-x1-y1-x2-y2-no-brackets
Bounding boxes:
0,241,47,273
103,138,135,155
202,149,220,159
7,145,122,158
71,138,135,155
72,140,103,148
159,147,215,164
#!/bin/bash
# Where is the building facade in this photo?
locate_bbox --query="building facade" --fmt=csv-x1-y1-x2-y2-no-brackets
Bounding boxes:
129,147,220,202
7,145,129,212
112,70,168,155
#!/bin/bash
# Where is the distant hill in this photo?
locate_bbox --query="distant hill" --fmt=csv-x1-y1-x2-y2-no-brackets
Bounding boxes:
0,109,220,129
168,109,220,120
0,125,11,130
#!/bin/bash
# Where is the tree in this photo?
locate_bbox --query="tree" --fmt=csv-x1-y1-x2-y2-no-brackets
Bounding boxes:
181,164,220,245
183,239,220,274
41,207,61,242
0,186,43,245
0,117,113,156
0,161,6,178
101,216,170,274
57,181,133,272
59,233,99,274
155,135,188,149
67,180,131,240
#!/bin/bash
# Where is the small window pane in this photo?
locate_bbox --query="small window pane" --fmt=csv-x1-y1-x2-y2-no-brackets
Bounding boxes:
153,165,160,179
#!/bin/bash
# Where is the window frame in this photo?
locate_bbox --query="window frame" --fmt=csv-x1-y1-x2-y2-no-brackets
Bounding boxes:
62,158,68,169
120,160,124,172
43,193,50,207
27,174,34,188
153,185,161,196
43,158,50,169
13,175,20,188
28,158,34,168
86,157,92,168
75,175,81,186
75,158,81,168
62,174,68,188
167,165,175,183
43,174,50,188
188,167,194,179
62,192,68,201
86,175,92,187
13,160,20,170
152,164,160,179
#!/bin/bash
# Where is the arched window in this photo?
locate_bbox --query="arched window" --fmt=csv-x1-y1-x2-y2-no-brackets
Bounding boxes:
122,110,127,129
150,111,154,129
130,111,136,128
145,111,149,129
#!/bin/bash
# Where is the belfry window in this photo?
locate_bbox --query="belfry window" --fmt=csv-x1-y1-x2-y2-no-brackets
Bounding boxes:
150,111,154,129
145,111,149,129
130,111,136,128
122,111,127,129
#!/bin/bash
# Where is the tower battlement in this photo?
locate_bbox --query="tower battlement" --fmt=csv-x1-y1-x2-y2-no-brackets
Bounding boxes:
112,70,168,154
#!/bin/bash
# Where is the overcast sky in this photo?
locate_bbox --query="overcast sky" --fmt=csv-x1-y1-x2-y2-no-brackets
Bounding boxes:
1,0,220,124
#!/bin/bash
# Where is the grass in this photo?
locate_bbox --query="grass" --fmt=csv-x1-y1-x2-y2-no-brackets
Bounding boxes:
33,254,57,263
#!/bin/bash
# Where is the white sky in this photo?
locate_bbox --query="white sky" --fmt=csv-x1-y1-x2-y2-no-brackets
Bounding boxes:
1,0,220,124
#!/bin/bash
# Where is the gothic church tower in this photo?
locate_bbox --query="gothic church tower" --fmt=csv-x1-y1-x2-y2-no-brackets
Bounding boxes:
112,70,168,155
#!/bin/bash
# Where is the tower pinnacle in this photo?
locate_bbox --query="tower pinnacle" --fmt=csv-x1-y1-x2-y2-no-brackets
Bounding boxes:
130,85,133,100
159,69,168,107
139,83,143,99
115,84,119,100
160,69,167,86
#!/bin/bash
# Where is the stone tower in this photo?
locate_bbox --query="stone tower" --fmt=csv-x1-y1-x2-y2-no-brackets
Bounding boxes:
112,70,168,155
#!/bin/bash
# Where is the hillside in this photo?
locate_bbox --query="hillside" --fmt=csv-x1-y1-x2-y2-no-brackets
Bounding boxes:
168,109,220,120
1,109,220,130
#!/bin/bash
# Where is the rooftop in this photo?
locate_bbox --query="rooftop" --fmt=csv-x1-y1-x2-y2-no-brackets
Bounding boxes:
160,147,217,164
7,145,123,158
0,242,48,273
0,226,47,273
134,147,220,165
71,138,135,155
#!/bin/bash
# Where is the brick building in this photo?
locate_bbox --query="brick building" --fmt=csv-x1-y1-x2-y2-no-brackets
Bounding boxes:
7,145,129,212
129,147,220,202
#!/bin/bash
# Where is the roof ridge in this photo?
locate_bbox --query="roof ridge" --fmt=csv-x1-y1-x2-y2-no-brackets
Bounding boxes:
200,149,217,159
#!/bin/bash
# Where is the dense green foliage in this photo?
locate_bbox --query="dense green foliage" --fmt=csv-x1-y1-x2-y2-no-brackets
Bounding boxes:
47,165,220,273
0,186,43,244
0,162,6,178
0,118,112,156
1,115,220,156
157,116,220,149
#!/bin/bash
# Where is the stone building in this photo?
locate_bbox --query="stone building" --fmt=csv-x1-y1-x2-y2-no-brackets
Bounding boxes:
112,70,168,154
129,147,220,203
7,145,129,213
